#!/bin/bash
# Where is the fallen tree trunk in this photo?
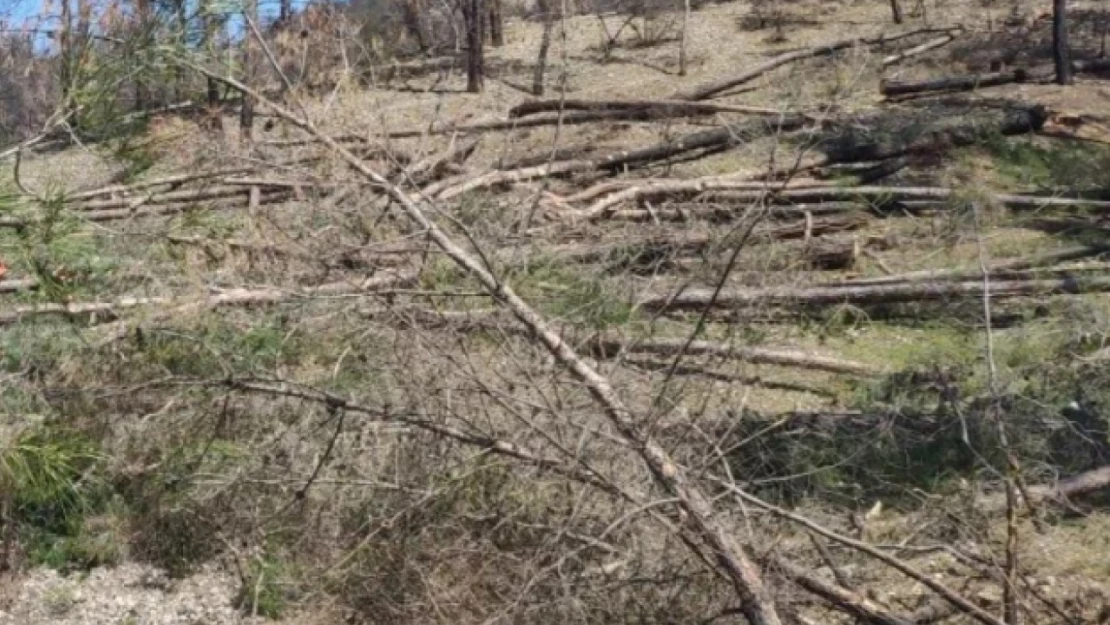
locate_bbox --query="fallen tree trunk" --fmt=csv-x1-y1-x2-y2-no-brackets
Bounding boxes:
880,32,958,66
531,213,869,267
0,190,292,228
881,68,1032,96
675,28,956,101
431,119,816,199
71,185,254,211
818,101,1047,163
831,245,1110,286
608,201,868,222
639,275,1110,312
0,278,39,293
580,184,1110,220
10,270,418,330
880,58,1110,96
67,166,258,201
587,336,880,376
595,115,812,173
508,99,795,118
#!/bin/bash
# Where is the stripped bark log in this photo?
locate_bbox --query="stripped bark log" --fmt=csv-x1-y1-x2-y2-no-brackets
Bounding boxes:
67,166,257,201
0,190,293,228
830,245,1110,286
2,270,418,328
431,118,815,199
70,185,255,211
0,278,39,293
675,28,954,100
575,177,825,221
639,275,1110,312
880,32,958,66
579,184,1110,220
981,464,1110,513
530,213,869,266
586,336,880,376
608,201,867,222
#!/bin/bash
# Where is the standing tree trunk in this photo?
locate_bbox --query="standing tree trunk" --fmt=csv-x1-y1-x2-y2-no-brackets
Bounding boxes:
489,0,505,46
678,0,690,75
532,0,554,95
463,0,485,92
203,0,221,115
239,0,258,144
890,0,904,23
401,0,430,53
1054,0,1073,84
134,0,152,111
59,0,73,105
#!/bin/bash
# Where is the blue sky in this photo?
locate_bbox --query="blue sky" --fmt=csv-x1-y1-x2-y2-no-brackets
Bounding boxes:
1,0,310,29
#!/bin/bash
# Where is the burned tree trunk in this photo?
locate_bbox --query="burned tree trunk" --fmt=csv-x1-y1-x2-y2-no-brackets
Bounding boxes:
1054,0,1073,84
463,0,486,92
532,0,556,95
239,0,258,144
489,0,505,46
401,0,431,53
203,0,221,118
134,0,153,111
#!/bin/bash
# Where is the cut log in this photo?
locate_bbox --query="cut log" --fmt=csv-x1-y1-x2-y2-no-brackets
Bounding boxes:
803,237,860,270
586,336,880,376
638,275,1110,312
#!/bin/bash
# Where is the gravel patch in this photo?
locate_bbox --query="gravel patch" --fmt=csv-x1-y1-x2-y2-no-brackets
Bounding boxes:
0,563,263,625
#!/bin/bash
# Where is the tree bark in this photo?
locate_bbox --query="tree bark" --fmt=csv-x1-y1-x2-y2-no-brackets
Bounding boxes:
59,0,73,104
1053,0,1073,84
508,98,788,118
134,0,153,111
489,0,505,46
532,0,555,94
890,0,904,24
881,68,1029,96
239,0,258,144
203,0,221,117
678,0,690,75
463,0,486,92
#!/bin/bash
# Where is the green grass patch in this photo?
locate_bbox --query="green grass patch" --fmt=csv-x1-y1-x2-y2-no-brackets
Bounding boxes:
981,136,1110,191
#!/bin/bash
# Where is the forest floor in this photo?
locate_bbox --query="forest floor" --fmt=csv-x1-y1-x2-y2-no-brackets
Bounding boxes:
2,0,1110,622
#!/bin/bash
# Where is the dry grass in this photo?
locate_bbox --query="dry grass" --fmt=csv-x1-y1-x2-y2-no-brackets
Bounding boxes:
3,0,1110,622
